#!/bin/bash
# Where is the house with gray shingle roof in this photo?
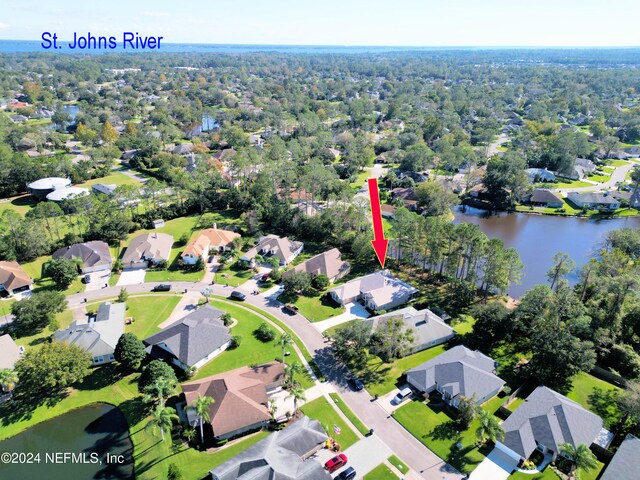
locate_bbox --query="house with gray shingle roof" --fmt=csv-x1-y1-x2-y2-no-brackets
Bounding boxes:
498,386,604,463
363,306,455,355
567,192,620,211
406,345,505,408
53,302,125,365
329,270,419,312
143,304,231,370
52,241,113,274
122,233,173,269
600,434,640,480
209,416,330,480
282,248,350,284
0,334,23,370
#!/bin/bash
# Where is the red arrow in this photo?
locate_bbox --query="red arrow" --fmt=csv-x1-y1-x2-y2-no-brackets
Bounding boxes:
368,178,389,268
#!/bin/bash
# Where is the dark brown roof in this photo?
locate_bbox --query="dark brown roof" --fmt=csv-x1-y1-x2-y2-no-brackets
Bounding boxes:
530,189,563,204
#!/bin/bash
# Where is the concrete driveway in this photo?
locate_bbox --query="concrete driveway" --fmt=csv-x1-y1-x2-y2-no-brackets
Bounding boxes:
85,270,112,291
238,267,272,294
116,269,146,286
469,447,518,480
314,302,370,332
317,435,392,478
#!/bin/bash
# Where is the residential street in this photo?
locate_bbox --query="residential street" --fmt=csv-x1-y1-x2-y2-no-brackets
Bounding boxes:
65,280,464,480
557,161,636,193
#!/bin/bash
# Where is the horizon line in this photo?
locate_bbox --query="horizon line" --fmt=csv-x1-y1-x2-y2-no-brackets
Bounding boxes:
1,38,640,50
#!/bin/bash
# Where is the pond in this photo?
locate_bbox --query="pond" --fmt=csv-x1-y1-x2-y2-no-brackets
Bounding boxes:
453,206,640,297
0,403,134,479
62,104,81,122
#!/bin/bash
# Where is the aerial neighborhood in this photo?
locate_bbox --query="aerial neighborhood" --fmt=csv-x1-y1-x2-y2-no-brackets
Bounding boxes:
1,30,640,480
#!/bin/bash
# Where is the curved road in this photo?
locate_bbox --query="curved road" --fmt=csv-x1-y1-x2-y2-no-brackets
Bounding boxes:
67,280,462,480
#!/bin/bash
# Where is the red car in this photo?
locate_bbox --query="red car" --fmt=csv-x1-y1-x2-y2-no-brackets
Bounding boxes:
324,453,348,473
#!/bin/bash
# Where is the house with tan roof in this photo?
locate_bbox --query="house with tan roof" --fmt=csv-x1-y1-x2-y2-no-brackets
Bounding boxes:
0,261,33,297
282,248,350,284
182,361,285,440
240,235,304,267
122,233,173,269
181,227,240,265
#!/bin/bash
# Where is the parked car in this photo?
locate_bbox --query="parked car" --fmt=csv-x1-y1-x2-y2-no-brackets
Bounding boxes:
208,255,215,263
349,377,364,391
229,290,246,301
324,454,348,473
283,303,299,314
84,274,91,283
335,466,356,480
152,284,171,292
259,274,270,282
391,386,412,405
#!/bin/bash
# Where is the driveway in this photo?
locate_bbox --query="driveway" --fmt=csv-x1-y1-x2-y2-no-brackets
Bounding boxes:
314,302,370,333
469,447,519,480
238,267,272,294
317,435,392,478
85,270,112,291
116,269,146,286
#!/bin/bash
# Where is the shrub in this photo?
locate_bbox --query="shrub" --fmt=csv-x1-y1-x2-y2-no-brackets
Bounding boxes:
312,274,330,291
255,322,276,342
167,463,183,480
221,313,232,326
179,232,190,246
139,360,178,393
117,288,129,303
230,335,242,349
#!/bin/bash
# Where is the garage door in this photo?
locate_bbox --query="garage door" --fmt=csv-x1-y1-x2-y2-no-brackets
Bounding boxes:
469,447,519,480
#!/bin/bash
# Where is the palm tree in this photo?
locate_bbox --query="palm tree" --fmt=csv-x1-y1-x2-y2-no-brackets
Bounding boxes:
146,404,179,441
559,443,598,480
0,369,18,398
287,384,306,414
475,409,505,445
284,362,304,387
268,398,278,421
187,394,214,442
276,333,293,364
143,377,176,406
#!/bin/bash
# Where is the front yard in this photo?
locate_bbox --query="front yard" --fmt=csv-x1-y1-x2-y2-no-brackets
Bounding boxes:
124,294,182,338
277,289,344,322
299,396,359,450
393,396,501,474
364,464,399,480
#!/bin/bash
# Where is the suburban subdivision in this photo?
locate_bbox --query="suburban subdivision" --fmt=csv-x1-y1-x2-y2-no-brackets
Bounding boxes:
2,7,640,480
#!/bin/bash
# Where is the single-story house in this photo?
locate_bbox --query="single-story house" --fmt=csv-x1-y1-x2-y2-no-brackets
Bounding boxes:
152,219,164,229
53,302,125,365
468,183,488,198
567,192,620,211
623,146,640,157
240,235,304,267
172,143,193,155
525,168,556,183
381,204,397,218
390,187,419,210
144,304,231,370
182,361,285,440
91,183,117,196
52,241,113,274
0,261,33,296
527,189,564,208
560,157,596,180
363,306,455,355
282,248,350,284
209,416,330,480
181,227,240,265
498,386,604,464
122,233,173,269
600,434,640,480
328,269,419,312
406,345,505,408
0,334,23,370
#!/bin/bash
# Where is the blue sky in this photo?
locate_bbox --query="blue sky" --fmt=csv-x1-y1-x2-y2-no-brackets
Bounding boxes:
2,0,640,47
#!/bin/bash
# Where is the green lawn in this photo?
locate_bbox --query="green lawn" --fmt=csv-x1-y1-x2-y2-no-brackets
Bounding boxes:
124,295,182,338
566,372,622,427
192,300,313,389
329,393,369,435
300,396,359,449
18,255,85,296
76,172,143,189
216,264,256,287
509,469,561,480
0,194,38,216
13,307,75,349
450,314,475,335
387,455,409,475
549,179,594,188
588,173,612,183
364,464,399,480
0,364,269,480
277,289,344,322
393,399,489,474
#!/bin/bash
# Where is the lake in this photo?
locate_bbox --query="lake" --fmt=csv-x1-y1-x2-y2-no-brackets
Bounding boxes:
0,403,134,480
453,206,640,298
